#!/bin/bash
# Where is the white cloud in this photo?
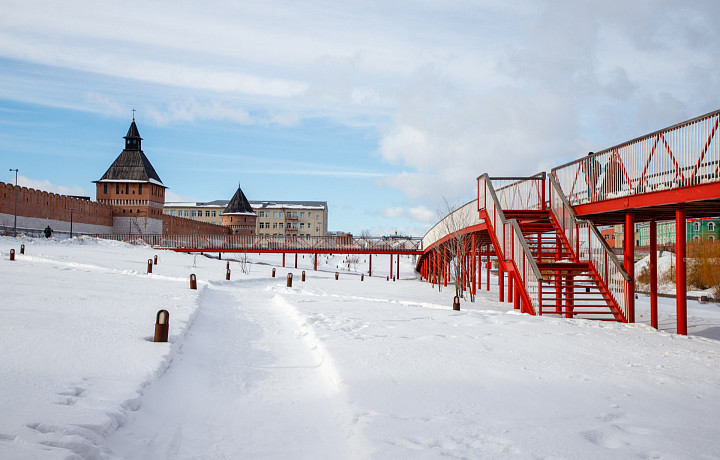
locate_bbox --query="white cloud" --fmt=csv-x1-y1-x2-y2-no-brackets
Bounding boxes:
383,205,435,223
1,0,719,227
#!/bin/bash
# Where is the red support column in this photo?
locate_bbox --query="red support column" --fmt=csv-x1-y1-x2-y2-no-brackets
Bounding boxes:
486,253,490,291
389,253,393,279
444,247,448,287
650,219,658,329
498,263,505,302
282,253,286,267
369,254,372,277
397,253,400,280
513,276,520,310
295,253,298,269
472,235,477,296
624,213,635,323
314,253,317,271
676,207,687,335
508,271,513,303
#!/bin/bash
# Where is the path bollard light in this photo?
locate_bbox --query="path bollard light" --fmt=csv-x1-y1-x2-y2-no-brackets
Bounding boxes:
154,310,170,343
154,255,158,265
361,274,364,281
147,259,153,274
335,272,339,280
20,244,25,255
226,261,230,270
302,271,306,282
272,268,276,278
453,295,460,311
393,277,396,282
287,273,293,287
10,249,15,261
226,269,231,280
387,276,389,281
190,274,197,290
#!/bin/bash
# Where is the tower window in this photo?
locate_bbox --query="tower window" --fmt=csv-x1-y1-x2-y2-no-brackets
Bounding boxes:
139,184,142,195
104,184,107,194
125,184,129,194
116,184,120,194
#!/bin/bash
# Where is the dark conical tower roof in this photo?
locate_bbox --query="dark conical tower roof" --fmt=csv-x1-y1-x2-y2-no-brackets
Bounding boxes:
222,184,255,215
95,119,164,186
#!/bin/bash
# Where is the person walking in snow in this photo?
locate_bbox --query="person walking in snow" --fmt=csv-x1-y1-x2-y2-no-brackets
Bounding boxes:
44,225,52,238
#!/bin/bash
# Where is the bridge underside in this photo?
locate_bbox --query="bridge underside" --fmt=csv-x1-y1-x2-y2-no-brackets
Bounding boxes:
572,182,720,225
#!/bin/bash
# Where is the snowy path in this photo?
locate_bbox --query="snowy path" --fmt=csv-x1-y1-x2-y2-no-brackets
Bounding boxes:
106,280,364,459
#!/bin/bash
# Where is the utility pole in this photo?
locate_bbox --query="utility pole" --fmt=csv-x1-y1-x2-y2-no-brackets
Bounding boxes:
9,169,18,237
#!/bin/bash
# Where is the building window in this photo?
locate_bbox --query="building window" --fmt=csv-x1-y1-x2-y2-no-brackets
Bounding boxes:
300,223,305,229
279,223,283,228
292,212,297,218
279,212,284,218
273,211,278,218
308,212,311,218
709,222,715,232
184,210,189,217
205,211,210,217
104,184,107,194
693,222,701,231
273,222,277,229
709,235,715,242
260,222,265,229
211,211,216,217
693,235,701,242
259,211,264,217
126,184,129,194
300,212,305,218
116,184,120,194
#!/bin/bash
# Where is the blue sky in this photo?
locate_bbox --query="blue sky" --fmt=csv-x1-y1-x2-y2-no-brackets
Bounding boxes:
1,1,719,235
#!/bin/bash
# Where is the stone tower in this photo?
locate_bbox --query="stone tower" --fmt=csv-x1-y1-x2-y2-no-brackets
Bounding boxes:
221,184,256,235
94,119,166,234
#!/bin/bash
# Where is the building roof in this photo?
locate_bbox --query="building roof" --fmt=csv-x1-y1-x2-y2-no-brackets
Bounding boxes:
249,200,327,210
222,186,256,216
95,120,165,186
164,200,328,210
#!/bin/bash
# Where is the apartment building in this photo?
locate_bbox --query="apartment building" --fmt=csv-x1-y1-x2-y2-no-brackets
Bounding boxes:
163,200,328,237
253,201,328,238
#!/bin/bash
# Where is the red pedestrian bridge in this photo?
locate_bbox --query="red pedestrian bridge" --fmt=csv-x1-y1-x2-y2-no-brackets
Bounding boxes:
417,109,720,335
95,233,423,278
97,109,719,335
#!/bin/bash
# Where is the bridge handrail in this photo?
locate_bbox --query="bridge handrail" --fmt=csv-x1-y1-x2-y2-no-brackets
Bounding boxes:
421,199,482,250
548,174,631,319
552,109,720,206
479,173,544,311
492,173,546,210
91,234,424,252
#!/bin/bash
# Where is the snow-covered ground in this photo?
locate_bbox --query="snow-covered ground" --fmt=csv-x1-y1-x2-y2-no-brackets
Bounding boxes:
1,235,719,459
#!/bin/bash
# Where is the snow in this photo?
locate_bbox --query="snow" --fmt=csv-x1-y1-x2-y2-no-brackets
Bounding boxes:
1,236,719,459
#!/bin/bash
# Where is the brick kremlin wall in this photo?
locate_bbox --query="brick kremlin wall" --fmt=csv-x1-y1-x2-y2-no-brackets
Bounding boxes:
0,181,230,236
0,182,113,234
162,214,231,235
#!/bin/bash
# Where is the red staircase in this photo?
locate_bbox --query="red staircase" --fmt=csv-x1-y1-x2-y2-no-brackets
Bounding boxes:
504,209,624,321
479,174,630,323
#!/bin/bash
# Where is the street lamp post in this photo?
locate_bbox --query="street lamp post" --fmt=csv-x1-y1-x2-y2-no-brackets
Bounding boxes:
70,207,74,239
9,169,18,237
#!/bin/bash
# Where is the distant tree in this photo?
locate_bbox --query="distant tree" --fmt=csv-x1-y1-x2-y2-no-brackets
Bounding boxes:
437,197,476,302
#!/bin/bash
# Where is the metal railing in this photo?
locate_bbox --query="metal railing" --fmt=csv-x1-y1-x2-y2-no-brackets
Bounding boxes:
492,173,546,210
91,233,424,253
422,199,482,250
479,174,544,312
552,109,720,205
548,174,632,320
